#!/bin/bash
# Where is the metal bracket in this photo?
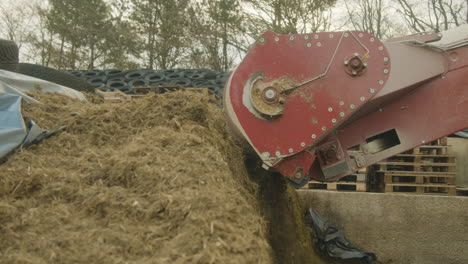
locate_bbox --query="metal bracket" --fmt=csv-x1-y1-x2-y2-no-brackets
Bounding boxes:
316,138,352,179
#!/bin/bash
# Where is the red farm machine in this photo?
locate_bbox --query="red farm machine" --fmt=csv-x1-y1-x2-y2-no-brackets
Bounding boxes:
224,25,468,187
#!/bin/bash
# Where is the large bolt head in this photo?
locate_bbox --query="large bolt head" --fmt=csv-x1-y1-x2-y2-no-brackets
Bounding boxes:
349,57,363,70
265,89,277,100
262,87,280,104
294,170,303,179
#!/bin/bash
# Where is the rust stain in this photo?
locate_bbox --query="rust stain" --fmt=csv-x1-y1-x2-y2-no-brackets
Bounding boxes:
251,76,297,116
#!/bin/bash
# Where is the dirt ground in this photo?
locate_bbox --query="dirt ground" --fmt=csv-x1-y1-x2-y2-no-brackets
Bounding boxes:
0,90,325,264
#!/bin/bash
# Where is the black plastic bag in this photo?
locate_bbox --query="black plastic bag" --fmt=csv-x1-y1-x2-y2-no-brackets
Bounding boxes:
306,208,377,264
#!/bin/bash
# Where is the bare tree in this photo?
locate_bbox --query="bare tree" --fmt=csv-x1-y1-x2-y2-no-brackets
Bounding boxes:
186,0,246,71
0,1,37,50
345,0,381,38
100,0,140,69
244,0,336,36
395,0,467,32
24,3,56,66
131,0,191,69
343,0,402,39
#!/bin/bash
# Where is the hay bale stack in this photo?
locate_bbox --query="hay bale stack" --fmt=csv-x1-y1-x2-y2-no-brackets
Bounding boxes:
0,91,272,263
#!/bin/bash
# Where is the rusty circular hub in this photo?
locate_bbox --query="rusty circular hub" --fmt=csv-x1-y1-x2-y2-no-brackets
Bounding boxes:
249,75,297,118
344,53,367,76
262,87,280,104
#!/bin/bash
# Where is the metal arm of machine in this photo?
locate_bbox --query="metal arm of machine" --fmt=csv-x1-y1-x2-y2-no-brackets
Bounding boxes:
224,25,468,187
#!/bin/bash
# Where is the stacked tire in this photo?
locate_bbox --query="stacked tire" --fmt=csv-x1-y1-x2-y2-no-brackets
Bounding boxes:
65,68,230,98
19,63,95,93
0,38,229,96
0,39,94,93
0,39,19,72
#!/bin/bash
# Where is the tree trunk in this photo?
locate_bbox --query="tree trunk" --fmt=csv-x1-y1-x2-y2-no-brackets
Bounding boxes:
148,33,154,69
46,34,53,67
58,36,65,70
89,43,95,70
71,43,76,70
438,0,449,30
274,0,282,31
222,21,228,71
40,33,46,66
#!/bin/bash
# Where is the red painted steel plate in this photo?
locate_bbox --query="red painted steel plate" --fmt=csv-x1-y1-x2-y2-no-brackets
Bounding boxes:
228,31,390,162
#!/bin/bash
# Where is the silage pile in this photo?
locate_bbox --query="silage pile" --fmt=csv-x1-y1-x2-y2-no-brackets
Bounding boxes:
0,91,273,263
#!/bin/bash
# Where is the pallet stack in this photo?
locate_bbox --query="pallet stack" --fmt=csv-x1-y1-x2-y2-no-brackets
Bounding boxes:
95,85,219,103
302,168,368,192
373,137,456,196
95,88,144,102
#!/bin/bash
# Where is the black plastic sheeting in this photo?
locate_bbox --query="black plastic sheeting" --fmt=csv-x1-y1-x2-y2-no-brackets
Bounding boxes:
306,208,377,264
454,129,468,138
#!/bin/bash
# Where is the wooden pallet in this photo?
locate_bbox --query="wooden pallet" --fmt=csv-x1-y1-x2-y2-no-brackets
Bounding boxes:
132,85,183,94
305,180,368,192
375,150,456,175
380,171,455,184
404,145,450,155
457,187,468,196
95,89,144,102
95,85,218,102
302,172,368,192
372,137,457,195
132,85,219,97
384,182,456,196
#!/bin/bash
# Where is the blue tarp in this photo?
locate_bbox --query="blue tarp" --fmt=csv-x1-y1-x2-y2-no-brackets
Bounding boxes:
0,93,46,160
0,69,87,161
0,93,27,158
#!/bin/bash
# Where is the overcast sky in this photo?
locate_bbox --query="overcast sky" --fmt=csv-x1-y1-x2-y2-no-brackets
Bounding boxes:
1,0,466,67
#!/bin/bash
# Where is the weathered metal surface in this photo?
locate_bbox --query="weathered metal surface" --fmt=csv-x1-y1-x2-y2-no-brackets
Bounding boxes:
386,32,442,43
309,45,468,181
336,51,468,171
274,150,317,184
250,75,296,117
225,31,390,168
224,26,468,185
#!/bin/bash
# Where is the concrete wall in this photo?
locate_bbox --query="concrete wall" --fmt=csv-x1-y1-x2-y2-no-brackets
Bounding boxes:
299,190,468,264
447,137,468,188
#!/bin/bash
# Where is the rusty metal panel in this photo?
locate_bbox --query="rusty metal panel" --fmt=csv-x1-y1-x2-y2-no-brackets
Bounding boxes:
225,31,390,168
337,58,468,171
224,26,468,184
